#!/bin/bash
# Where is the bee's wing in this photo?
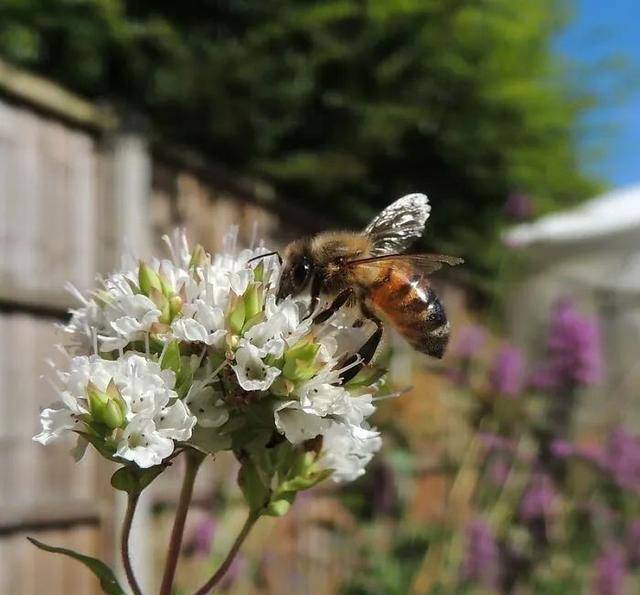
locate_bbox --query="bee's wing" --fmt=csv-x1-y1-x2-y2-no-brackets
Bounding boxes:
347,253,464,275
363,193,431,256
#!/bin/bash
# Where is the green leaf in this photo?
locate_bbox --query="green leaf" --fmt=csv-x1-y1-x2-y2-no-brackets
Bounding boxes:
188,426,232,454
111,465,165,495
27,538,126,595
238,459,271,513
75,430,116,460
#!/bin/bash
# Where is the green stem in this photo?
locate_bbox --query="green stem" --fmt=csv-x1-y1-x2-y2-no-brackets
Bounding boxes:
192,512,259,595
122,493,143,595
159,450,205,595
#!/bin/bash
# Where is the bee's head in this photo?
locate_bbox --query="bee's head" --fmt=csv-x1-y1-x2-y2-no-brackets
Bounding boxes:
277,240,313,301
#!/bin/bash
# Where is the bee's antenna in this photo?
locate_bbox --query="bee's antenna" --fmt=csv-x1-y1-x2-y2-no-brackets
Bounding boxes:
247,251,283,265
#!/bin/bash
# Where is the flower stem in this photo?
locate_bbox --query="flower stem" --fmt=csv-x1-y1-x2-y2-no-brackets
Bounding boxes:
159,449,205,595
193,511,259,595
122,493,143,595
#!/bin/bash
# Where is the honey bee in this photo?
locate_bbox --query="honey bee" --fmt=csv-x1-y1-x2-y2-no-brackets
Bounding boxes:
275,194,463,376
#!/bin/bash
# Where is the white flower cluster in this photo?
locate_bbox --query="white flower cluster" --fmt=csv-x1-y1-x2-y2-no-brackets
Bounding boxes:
35,229,382,482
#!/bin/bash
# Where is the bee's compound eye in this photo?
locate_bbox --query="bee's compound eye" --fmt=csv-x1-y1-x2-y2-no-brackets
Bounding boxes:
293,258,311,285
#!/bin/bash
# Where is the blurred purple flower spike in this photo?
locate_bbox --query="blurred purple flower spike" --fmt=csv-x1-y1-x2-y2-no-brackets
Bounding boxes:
550,439,574,459
193,515,216,557
504,192,535,221
490,345,525,397
488,458,511,487
462,518,500,588
451,324,487,359
519,473,557,522
604,427,640,493
479,432,517,454
531,298,603,390
594,545,626,595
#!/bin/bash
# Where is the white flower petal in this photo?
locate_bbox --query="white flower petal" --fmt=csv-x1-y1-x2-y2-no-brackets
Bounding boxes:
274,402,330,445
33,408,77,444
185,385,229,428
232,344,281,391
116,417,174,468
195,300,225,331
156,400,197,441
228,270,253,296
172,318,210,343
320,422,382,482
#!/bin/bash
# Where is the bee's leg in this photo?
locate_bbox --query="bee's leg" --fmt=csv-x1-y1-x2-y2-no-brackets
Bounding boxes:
304,274,323,320
312,287,354,324
340,305,383,382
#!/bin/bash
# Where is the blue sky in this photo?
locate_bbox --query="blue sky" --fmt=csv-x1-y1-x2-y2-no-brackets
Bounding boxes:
557,0,640,188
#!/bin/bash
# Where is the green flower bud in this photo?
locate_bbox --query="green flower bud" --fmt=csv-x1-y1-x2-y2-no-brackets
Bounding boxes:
189,244,207,269
226,295,246,334
149,288,171,324
270,376,295,397
282,342,321,381
242,312,264,334
253,262,265,282
138,262,163,296
87,380,126,430
160,340,181,374
243,283,263,322
169,295,183,320
93,289,113,308
159,275,174,298
102,399,126,430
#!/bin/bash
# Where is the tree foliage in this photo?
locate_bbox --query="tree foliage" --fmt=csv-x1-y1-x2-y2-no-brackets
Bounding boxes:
0,0,601,276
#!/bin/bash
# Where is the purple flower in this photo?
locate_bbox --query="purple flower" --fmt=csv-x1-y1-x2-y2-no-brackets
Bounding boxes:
519,474,557,522
594,545,626,595
461,518,499,588
576,442,605,467
479,432,517,454
488,458,511,487
450,324,487,359
531,298,603,390
603,427,640,492
504,192,535,221
183,514,216,557
626,520,640,567
489,345,525,397
550,439,574,459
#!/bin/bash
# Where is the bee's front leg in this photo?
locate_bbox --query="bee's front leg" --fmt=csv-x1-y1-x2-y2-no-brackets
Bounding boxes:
304,274,323,320
340,303,383,383
312,287,354,324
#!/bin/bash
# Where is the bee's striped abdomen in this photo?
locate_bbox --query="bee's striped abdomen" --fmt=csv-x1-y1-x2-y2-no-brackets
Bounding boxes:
368,268,450,358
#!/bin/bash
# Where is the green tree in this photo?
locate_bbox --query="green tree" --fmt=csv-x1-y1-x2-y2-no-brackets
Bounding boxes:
0,0,601,279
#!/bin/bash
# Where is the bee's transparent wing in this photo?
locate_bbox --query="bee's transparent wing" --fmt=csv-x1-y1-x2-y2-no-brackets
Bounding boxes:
348,253,464,276
363,193,431,256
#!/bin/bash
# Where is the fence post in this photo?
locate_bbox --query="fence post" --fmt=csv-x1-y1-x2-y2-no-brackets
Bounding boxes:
109,129,155,592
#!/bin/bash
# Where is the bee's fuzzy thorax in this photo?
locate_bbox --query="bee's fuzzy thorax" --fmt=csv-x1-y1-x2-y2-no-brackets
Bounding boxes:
310,231,372,264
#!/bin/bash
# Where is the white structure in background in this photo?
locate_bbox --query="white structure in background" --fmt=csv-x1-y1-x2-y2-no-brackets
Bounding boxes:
505,184,640,428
